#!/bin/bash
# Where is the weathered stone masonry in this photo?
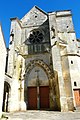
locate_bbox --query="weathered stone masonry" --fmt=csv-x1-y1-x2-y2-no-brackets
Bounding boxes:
3,6,80,112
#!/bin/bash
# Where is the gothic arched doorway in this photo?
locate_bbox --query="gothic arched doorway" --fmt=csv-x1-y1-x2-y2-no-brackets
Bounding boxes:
2,81,10,112
27,66,49,110
24,60,55,110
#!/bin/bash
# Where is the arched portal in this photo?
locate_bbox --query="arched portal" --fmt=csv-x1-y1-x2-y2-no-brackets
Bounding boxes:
24,60,57,110
2,81,10,112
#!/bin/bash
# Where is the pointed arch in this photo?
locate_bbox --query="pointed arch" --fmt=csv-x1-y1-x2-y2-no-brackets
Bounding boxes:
25,59,54,81
24,60,56,110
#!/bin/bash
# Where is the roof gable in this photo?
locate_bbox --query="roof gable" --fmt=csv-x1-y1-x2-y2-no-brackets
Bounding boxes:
21,6,48,26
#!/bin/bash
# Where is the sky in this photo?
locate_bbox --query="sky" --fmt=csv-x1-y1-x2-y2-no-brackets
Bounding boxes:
0,0,80,47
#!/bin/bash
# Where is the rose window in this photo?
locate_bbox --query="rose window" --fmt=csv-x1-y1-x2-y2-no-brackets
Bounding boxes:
29,30,43,44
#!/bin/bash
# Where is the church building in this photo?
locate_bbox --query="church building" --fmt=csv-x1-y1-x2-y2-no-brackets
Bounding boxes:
3,6,80,112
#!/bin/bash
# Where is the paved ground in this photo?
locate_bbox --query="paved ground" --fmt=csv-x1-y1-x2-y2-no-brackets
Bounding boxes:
1,110,80,120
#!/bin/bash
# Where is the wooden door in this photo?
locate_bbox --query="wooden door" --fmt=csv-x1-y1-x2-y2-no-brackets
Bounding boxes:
39,86,49,109
27,87,37,109
74,89,80,107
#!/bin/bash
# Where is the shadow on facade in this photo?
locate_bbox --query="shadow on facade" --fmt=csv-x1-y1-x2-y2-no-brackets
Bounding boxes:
2,81,10,112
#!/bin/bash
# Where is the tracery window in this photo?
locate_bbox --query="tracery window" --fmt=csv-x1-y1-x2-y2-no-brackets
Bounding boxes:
29,30,43,44
27,29,49,54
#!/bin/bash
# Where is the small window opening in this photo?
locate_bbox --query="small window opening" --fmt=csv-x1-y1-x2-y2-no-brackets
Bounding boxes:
74,82,77,86
71,60,73,64
72,40,74,42
35,16,37,18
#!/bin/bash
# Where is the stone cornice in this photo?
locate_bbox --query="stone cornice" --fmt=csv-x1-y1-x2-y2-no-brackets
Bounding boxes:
62,53,80,57
10,17,22,28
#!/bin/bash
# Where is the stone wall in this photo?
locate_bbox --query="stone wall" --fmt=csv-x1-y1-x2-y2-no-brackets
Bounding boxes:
0,24,7,117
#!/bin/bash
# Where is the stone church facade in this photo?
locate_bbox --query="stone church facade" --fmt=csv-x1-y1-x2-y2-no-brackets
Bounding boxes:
3,6,80,112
